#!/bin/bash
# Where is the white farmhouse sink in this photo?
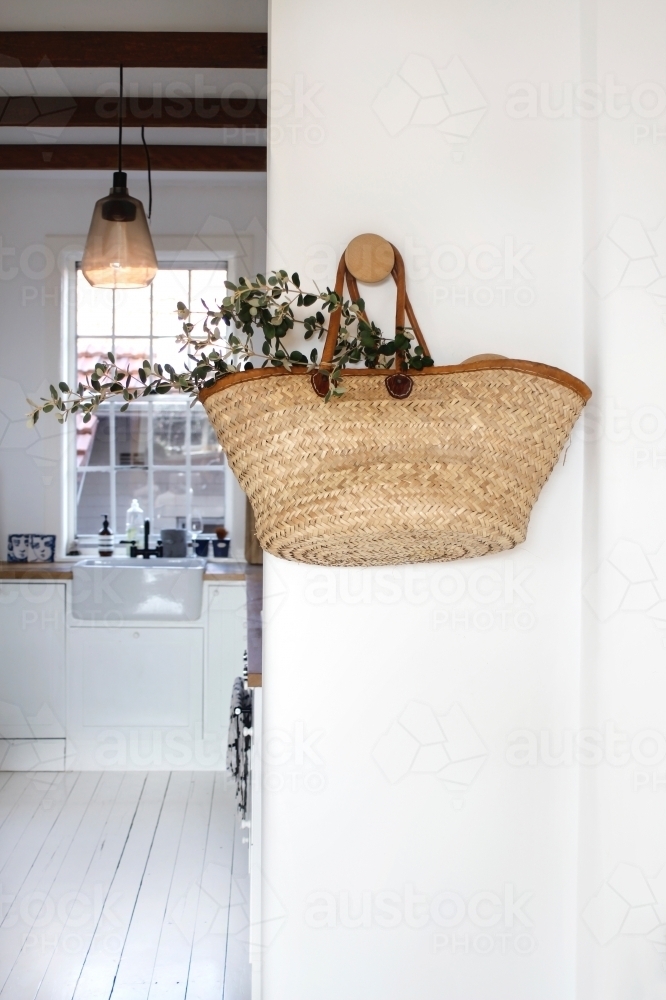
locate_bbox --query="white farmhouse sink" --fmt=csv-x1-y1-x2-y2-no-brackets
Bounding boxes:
71,557,206,622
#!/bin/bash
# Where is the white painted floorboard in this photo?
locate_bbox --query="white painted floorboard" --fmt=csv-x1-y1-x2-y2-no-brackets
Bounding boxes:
0,772,250,1000
186,774,238,1000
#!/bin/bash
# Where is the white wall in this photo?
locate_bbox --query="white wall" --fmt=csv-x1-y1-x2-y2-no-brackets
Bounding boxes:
578,1,666,997
263,2,666,997
0,170,266,551
264,2,585,998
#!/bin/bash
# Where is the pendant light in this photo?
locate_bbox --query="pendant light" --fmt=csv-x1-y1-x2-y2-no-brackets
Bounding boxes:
81,66,158,289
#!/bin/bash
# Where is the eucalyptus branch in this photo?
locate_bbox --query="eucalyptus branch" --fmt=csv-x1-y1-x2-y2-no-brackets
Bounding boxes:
27,268,433,424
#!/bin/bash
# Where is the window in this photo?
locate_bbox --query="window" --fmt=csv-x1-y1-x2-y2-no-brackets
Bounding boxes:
74,264,228,544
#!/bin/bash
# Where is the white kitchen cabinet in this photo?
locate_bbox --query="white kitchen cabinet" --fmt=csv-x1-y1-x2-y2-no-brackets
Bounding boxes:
67,625,203,768
0,577,246,770
205,582,247,739
0,583,66,742
81,628,200,727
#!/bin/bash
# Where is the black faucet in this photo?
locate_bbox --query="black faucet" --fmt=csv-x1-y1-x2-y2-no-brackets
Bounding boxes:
129,519,163,559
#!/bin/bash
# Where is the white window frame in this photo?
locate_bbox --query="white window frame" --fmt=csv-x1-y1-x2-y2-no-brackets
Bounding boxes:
57,235,252,559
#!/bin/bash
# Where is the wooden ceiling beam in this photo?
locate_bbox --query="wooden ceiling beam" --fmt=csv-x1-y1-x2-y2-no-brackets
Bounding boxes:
0,95,267,128
0,31,267,69
0,144,266,171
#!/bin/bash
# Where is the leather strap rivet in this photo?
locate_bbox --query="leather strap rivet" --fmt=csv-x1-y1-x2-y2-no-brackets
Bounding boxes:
311,371,329,397
385,373,413,399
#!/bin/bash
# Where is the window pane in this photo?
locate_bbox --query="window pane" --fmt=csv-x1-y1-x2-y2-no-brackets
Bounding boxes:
116,469,149,535
77,414,95,468
191,405,224,466
77,271,112,338
192,469,225,524
154,470,187,532
114,338,152,375
151,337,190,374
153,404,188,465
190,268,228,314
152,269,189,339
77,470,110,535
115,409,148,467
77,339,113,387
79,409,111,467
114,285,151,339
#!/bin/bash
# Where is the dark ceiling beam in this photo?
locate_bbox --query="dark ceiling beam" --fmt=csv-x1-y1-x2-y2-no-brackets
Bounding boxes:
0,144,266,171
0,95,267,128
0,31,267,69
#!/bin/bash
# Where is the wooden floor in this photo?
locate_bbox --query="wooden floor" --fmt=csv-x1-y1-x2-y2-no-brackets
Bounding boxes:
0,771,250,1000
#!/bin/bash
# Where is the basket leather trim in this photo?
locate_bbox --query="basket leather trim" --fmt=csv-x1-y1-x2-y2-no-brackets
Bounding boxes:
198,358,592,404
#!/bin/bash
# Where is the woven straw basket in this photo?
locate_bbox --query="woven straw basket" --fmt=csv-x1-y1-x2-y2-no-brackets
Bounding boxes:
201,234,591,567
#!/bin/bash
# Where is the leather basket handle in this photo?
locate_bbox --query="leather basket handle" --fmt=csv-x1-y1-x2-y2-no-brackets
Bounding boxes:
320,238,432,367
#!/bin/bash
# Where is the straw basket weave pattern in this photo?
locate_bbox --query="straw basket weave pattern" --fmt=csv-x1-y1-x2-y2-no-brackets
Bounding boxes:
201,362,588,567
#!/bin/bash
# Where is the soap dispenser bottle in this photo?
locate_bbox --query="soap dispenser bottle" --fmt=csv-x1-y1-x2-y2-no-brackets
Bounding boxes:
99,514,113,557
125,498,143,543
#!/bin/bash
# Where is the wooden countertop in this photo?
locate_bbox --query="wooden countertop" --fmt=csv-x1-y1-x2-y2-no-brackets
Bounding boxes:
0,562,73,579
0,560,246,581
245,564,263,688
203,560,246,581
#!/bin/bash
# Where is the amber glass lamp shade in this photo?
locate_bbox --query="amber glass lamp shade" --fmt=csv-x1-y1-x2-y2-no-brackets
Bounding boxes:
81,172,158,289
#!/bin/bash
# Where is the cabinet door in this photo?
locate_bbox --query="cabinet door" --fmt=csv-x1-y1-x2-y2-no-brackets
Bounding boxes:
0,583,66,738
69,626,203,730
205,584,247,739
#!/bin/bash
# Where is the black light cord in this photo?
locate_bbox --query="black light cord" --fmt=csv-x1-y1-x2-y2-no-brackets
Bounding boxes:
117,63,152,218
118,64,123,174
141,126,153,220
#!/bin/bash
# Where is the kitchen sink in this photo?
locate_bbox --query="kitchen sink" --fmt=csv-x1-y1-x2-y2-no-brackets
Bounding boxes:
71,557,206,621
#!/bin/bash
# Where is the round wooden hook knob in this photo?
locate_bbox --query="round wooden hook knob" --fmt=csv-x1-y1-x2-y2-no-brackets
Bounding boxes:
344,233,395,283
